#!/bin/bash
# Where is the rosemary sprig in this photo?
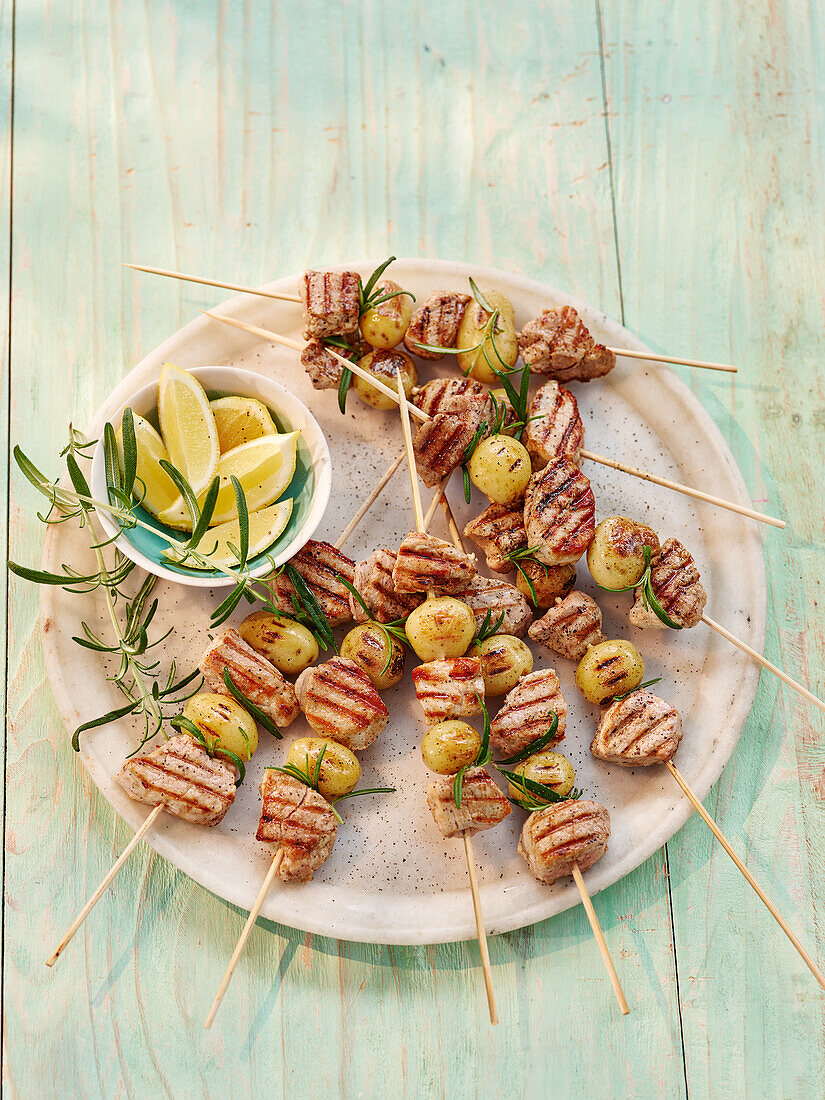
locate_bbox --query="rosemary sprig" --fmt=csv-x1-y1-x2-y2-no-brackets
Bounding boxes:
595,546,682,630
495,712,559,765
498,769,582,812
453,699,492,809
358,256,415,316
613,677,663,702
501,544,548,607
460,418,489,503
221,668,283,739
282,564,337,652
321,336,359,415
267,749,395,824
8,430,203,751
473,608,506,644
170,714,247,784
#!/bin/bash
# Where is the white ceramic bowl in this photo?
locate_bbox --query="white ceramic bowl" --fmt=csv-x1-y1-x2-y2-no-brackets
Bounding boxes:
89,365,331,587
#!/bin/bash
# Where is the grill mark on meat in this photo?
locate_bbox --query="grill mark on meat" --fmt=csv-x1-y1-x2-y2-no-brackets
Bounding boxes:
115,734,236,826
271,540,356,625
518,307,616,383
257,771,337,881
412,657,485,725
455,574,533,637
529,591,603,659
518,800,610,883
392,532,477,594
350,549,423,623
524,458,595,566
413,406,482,488
425,766,512,837
301,270,360,339
463,501,527,573
295,657,389,749
629,537,706,629
300,338,355,390
405,293,472,360
591,690,682,766
200,628,299,729
490,669,567,756
524,382,584,469
411,376,487,415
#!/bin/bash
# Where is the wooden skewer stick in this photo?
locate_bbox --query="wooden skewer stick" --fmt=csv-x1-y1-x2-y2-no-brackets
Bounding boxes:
335,450,407,550
437,496,628,1015
579,449,785,530
201,312,429,423
205,848,286,1029
128,264,736,373
126,263,303,303
607,347,737,373
571,864,630,1014
665,761,825,991
701,614,825,716
463,831,499,1025
46,803,165,967
423,478,450,533
396,369,498,1024
204,310,779,529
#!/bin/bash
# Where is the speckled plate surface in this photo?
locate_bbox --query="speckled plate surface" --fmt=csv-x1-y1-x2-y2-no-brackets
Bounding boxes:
39,259,766,945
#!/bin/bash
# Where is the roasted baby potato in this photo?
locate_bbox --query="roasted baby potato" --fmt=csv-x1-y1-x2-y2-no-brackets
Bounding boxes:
421,720,482,774
575,639,645,704
239,611,318,675
468,634,533,696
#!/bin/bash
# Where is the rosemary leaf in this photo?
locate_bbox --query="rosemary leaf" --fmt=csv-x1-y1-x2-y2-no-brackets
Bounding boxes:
495,713,559,765
221,667,283,739
121,407,138,498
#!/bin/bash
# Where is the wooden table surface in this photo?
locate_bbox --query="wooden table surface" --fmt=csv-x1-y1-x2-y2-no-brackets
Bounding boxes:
3,2,824,1097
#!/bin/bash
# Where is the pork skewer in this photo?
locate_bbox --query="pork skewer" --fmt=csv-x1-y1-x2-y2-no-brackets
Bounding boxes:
46,732,241,966
128,263,737,372
203,309,781,529
591,690,825,992
396,370,499,1025
588,522,825,716
437,489,629,1012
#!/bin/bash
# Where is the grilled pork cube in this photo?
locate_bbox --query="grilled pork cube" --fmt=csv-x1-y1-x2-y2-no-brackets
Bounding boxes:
456,575,533,637
426,767,512,838
405,291,472,360
411,376,488,416
412,394,491,488
392,532,477,595
300,338,357,390
518,800,611,884
301,269,360,339
629,537,707,629
528,591,604,660
518,306,616,383
463,501,527,573
201,629,299,729
115,734,236,826
490,669,567,757
271,540,356,627
411,657,485,726
257,771,337,882
524,381,584,469
350,549,424,624
295,656,389,750
591,690,682,767
515,559,577,608
523,457,595,567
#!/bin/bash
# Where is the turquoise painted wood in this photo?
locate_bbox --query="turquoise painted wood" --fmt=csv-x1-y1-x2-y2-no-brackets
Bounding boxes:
3,2,823,1096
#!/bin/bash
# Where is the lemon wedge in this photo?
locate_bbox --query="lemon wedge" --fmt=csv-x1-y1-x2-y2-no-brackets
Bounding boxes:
206,432,299,526
127,413,182,520
156,496,195,532
210,396,277,452
157,364,220,496
167,499,293,569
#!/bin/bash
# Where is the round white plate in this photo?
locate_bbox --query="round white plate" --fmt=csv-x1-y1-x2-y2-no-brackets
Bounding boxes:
39,258,766,945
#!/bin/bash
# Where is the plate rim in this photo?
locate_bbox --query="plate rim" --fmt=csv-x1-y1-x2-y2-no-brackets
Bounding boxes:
38,257,767,944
